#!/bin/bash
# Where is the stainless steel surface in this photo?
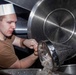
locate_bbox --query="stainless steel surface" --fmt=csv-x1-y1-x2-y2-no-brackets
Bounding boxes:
4,0,39,11
27,0,47,41
0,69,71,75
0,69,40,75
27,0,76,43
15,17,27,34
58,64,76,75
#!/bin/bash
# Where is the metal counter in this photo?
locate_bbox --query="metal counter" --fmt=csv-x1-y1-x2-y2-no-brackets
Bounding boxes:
0,69,71,75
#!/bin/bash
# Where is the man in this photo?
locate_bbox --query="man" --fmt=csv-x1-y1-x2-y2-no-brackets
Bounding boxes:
0,3,38,69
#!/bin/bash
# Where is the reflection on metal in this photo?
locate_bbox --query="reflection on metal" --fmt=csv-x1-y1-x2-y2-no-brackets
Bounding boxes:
15,28,27,31
15,28,27,34
43,8,75,43
27,0,46,41
15,17,27,34
4,0,39,11
58,64,76,75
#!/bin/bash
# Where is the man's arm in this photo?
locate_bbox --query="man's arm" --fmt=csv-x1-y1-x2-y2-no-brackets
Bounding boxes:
12,36,38,51
12,36,24,47
11,36,38,69
9,53,38,69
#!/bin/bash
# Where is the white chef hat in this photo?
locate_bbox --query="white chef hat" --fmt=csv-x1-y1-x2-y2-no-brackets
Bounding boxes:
0,3,15,16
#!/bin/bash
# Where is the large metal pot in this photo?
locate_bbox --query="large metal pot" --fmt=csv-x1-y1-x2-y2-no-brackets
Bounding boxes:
27,0,76,58
27,0,76,43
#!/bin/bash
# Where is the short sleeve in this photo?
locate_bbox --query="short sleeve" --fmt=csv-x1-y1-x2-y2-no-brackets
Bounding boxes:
0,45,18,68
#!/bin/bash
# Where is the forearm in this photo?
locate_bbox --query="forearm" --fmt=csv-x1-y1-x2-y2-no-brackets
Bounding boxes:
20,38,26,48
20,53,38,68
13,36,26,48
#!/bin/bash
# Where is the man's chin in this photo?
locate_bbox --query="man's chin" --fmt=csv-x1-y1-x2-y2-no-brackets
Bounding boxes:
6,34,12,37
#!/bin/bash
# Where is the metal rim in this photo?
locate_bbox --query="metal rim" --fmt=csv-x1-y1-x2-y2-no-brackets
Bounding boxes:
27,0,44,38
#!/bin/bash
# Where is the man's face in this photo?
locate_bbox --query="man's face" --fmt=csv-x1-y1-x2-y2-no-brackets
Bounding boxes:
0,14,17,37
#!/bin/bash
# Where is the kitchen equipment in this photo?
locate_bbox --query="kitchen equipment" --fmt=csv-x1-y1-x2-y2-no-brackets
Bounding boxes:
38,41,76,70
27,0,76,71
0,69,71,75
27,0,76,59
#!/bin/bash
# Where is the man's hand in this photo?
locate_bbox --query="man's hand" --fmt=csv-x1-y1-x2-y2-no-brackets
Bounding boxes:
23,39,38,52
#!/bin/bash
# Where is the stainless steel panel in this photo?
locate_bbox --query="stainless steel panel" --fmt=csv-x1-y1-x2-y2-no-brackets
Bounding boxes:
4,0,39,11
15,17,27,34
58,64,76,75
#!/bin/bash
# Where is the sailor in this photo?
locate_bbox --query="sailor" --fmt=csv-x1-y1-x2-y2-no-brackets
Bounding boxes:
0,3,38,69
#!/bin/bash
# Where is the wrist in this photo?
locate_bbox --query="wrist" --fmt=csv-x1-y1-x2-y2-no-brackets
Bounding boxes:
34,51,38,56
33,52,38,59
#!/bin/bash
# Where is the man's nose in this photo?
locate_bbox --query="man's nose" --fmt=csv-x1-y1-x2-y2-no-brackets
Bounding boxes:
12,23,16,29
